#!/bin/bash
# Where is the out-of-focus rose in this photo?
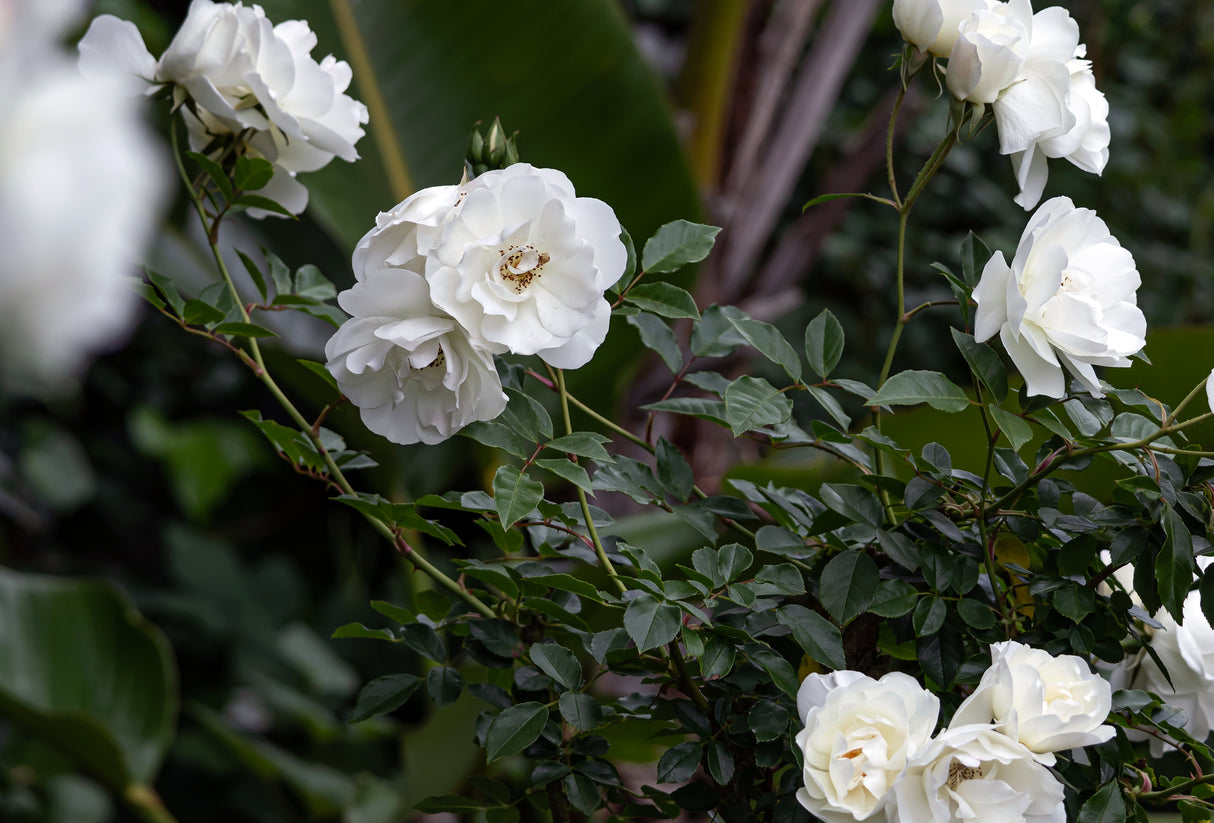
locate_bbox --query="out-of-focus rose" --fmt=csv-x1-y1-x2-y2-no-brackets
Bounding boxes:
951,641,1113,763
945,0,1032,104
893,0,991,58
79,0,367,216
325,269,507,445
424,163,626,370
1206,367,1214,413
973,196,1144,398
794,670,939,823
0,48,167,392
892,724,1065,823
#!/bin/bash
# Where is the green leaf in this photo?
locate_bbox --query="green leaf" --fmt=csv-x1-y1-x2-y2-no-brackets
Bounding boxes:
233,155,275,191
776,605,846,670
564,773,600,814
615,226,637,290
913,597,948,636
235,194,297,218
724,376,793,435
263,248,293,297
706,740,735,784
818,552,879,625
492,465,544,529
1078,781,1126,823
1159,506,1196,621
349,674,421,722
1200,565,1214,628
957,598,996,629
722,307,802,383
716,544,753,584
370,600,416,626
802,191,887,209
951,329,1008,403
819,483,884,529
745,643,799,697
182,299,226,327
866,370,970,413
624,593,681,652
214,321,277,338
990,405,1033,451
530,644,582,691
691,304,747,357
626,311,683,373
500,388,553,441
655,438,694,501
297,359,339,391
534,457,593,492
331,622,395,642
558,693,602,731
545,433,613,463
641,220,721,274
0,568,176,791
236,250,269,301
624,282,701,320
426,666,463,706
185,151,234,201
804,309,845,380
643,397,729,426
869,579,918,617
485,702,549,762
657,741,702,783
294,265,337,301
748,702,789,742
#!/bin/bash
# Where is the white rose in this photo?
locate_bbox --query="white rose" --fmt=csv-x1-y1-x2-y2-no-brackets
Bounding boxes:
78,0,367,217
324,269,507,445
951,641,1113,763
972,196,1145,398
794,670,939,823
0,49,167,392
892,724,1065,823
424,163,627,370
1206,367,1214,413
991,8,1108,210
945,0,1033,104
893,0,992,58
1124,556,1214,756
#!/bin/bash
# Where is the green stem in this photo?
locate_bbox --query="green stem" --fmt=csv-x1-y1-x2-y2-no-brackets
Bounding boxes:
557,370,627,595
886,85,907,208
1139,772,1214,803
1164,375,1209,426
668,640,710,710
974,388,1013,634
124,786,180,823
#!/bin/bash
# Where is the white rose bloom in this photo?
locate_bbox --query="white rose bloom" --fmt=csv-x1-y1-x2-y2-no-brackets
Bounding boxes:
893,0,992,58
946,0,1033,104
79,0,368,217
1206,367,1214,413
325,269,507,445
951,641,1113,763
892,724,1065,823
973,196,1145,398
424,163,627,370
794,671,939,823
0,48,167,392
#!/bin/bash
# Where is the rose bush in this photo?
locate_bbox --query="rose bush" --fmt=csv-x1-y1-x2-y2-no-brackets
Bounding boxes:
972,195,1145,397
79,0,367,216
951,641,1113,763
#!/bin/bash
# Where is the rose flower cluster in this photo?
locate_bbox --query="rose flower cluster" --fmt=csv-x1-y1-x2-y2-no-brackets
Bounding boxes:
324,164,627,445
894,0,1109,209
795,642,1114,823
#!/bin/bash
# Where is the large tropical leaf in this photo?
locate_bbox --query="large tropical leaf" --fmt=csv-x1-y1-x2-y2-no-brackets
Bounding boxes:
0,567,177,792
257,0,701,255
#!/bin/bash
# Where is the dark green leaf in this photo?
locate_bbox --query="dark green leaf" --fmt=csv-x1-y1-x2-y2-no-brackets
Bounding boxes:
724,376,793,435
776,605,846,670
1201,565,1214,628
865,370,970,413
641,220,721,273
869,579,918,617
297,359,339,391
643,397,729,426
535,458,593,492
235,194,297,218
748,702,789,742
820,483,884,529
263,248,293,297
185,151,233,201
819,552,879,625
804,309,845,380
236,250,269,301
530,644,582,691
913,597,948,635
626,311,684,373
545,433,613,463
625,282,701,320
990,406,1033,451
690,304,747,357
501,388,553,441
655,438,694,501
564,772,600,814
182,299,226,327
657,741,702,783
492,465,544,529
716,544,753,584
1078,781,1126,823
722,307,802,382
699,635,736,679
558,693,602,731
951,329,1008,403
957,598,996,629
917,631,963,688
214,321,277,338
745,643,799,697
706,740,734,784
624,594,681,652
485,703,549,761
426,666,463,706
349,674,421,722
1159,506,1196,621
331,622,395,641
754,564,805,596
294,265,337,301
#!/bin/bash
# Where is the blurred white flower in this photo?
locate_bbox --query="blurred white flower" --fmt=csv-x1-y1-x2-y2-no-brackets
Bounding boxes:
973,196,1144,398
794,670,939,823
325,269,507,445
892,724,1065,823
893,0,992,58
424,163,627,369
0,0,87,50
79,0,367,216
1206,367,1214,413
951,641,1113,763
0,43,167,392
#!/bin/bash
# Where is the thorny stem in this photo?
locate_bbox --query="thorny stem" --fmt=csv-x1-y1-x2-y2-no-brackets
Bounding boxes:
557,369,627,596
173,123,493,619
